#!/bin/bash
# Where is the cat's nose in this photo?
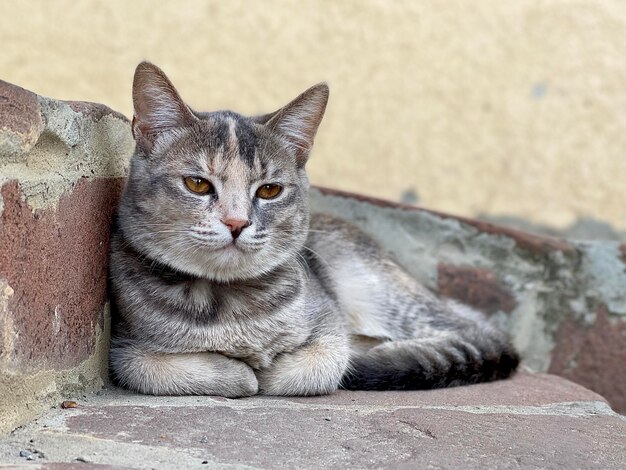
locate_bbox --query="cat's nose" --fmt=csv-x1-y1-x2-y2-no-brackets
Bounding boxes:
222,218,251,239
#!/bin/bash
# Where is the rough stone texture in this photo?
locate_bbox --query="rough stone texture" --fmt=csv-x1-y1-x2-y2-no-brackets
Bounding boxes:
0,81,134,434
549,307,626,414
314,186,576,255
310,187,626,413
1,179,122,369
0,373,625,469
277,372,606,408
0,80,134,213
66,101,127,123
437,264,517,314
0,81,44,160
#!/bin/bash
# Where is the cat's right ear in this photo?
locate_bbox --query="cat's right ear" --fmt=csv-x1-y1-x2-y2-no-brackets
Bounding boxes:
132,61,196,153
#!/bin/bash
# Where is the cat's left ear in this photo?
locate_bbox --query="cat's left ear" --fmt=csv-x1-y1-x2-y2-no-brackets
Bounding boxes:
257,83,329,165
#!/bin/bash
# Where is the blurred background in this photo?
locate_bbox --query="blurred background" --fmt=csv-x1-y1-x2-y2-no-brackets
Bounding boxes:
1,0,625,240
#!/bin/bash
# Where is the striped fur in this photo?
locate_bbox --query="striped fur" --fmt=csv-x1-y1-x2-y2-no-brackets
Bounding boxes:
109,62,518,397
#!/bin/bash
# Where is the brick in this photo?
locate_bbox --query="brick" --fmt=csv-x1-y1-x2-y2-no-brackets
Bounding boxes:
437,264,517,314
0,178,123,370
548,306,626,414
0,80,44,157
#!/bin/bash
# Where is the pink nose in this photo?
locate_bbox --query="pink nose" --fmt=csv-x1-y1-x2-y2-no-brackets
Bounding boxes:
222,218,250,239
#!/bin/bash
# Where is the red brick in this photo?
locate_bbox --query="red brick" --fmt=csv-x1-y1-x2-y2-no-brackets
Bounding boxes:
0,80,44,152
549,306,626,413
437,264,517,314
0,178,123,370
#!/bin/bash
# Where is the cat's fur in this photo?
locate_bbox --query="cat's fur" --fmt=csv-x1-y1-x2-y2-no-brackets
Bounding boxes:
109,62,519,397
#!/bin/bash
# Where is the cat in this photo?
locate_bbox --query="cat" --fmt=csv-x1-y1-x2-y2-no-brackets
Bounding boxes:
108,62,519,397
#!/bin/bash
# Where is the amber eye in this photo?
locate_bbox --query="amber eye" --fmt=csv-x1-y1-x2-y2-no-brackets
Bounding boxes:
184,177,214,195
256,184,283,199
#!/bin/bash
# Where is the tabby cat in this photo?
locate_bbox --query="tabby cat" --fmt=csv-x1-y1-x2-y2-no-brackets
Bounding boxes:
108,62,518,397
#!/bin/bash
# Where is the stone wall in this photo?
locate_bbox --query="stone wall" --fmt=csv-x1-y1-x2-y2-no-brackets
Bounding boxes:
1,80,625,434
0,80,134,434
310,188,626,413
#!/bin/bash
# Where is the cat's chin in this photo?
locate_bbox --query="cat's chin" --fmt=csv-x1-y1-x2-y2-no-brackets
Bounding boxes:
169,245,297,283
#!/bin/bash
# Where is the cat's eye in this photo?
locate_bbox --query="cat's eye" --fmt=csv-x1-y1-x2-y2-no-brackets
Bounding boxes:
184,176,214,195
256,184,283,199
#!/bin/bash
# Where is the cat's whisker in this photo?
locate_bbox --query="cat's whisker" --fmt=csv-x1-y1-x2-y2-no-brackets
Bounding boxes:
300,245,334,271
278,229,330,234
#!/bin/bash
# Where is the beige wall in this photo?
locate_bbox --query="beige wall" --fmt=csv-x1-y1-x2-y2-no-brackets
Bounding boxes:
2,0,625,234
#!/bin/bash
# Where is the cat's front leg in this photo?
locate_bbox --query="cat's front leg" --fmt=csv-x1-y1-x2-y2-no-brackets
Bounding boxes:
110,338,258,397
256,333,350,396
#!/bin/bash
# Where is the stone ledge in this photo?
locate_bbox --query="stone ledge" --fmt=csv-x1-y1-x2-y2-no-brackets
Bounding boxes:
0,373,624,469
314,186,576,255
0,80,134,213
309,187,626,413
1,76,133,436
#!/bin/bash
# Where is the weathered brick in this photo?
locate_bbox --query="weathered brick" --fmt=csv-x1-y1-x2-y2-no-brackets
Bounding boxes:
315,186,575,255
548,306,626,414
0,178,123,370
0,80,44,158
66,101,128,123
437,264,517,314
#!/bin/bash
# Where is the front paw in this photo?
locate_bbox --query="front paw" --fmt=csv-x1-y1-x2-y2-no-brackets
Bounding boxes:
256,337,349,396
222,358,259,397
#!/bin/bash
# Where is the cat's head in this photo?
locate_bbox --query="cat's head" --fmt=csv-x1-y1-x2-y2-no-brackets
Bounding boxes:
119,62,328,281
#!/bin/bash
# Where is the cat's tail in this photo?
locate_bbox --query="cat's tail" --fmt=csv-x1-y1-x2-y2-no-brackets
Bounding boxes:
341,330,519,391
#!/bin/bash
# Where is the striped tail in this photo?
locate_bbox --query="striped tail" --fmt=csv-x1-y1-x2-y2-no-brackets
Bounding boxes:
342,335,519,390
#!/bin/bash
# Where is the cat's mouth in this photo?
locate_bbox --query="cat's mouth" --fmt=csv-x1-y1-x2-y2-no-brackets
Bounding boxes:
218,240,253,253
209,236,264,256
219,242,241,251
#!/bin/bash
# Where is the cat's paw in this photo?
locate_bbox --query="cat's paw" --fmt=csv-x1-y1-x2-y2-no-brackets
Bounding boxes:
221,358,259,397
256,336,349,396
110,344,259,397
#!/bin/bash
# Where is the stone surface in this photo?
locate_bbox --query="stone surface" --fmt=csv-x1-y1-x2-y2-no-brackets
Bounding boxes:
315,186,576,255
66,101,128,123
276,372,606,408
309,187,626,412
437,264,517,314
1,79,625,452
0,89,133,213
0,80,44,160
0,178,122,369
0,373,624,469
549,307,626,414
0,84,133,434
